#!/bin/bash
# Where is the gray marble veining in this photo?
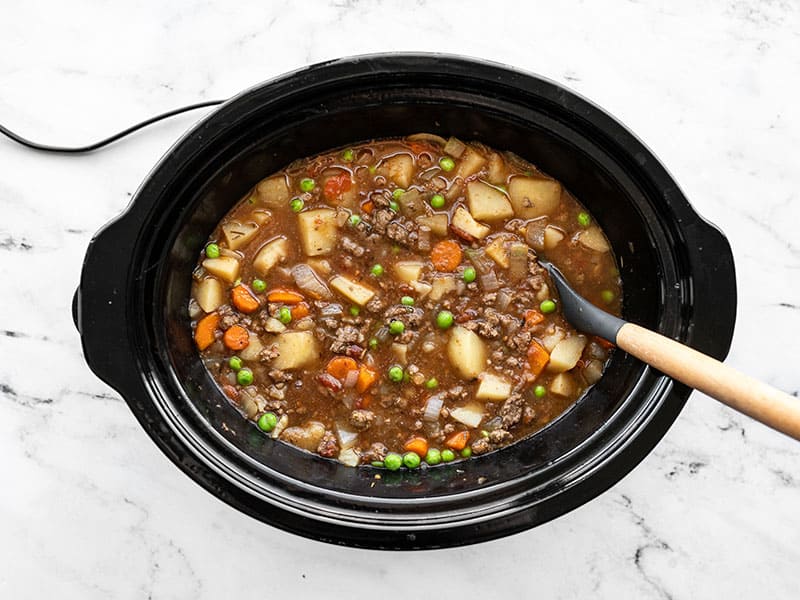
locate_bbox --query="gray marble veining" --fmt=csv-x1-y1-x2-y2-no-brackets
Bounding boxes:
1,0,798,598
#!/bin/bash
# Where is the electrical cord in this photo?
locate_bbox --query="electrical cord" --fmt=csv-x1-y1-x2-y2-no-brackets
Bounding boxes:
0,99,225,154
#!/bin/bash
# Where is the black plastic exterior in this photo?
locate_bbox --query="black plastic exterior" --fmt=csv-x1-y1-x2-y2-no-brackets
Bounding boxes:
73,54,737,550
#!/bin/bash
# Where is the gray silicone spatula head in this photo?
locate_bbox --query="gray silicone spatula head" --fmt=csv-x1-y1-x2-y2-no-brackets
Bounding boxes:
539,259,627,343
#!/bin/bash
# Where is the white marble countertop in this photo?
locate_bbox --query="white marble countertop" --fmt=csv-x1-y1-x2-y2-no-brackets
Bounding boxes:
2,1,799,598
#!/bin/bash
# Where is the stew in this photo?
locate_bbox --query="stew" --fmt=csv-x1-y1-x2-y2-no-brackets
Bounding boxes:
188,135,622,469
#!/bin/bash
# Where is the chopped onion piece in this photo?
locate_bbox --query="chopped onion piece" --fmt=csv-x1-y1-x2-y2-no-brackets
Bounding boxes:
508,243,528,282
335,423,359,449
423,393,446,422
343,369,359,389
320,303,343,316
408,132,447,145
291,264,331,299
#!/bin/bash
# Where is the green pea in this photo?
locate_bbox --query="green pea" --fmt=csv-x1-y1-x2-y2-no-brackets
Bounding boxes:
349,305,360,317
205,243,220,259
389,320,405,335
371,264,384,277
403,452,421,469
425,377,438,389
228,356,243,371
577,212,591,227
400,296,414,306
342,148,354,162
534,385,547,398
540,299,557,314
299,177,315,192
368,165,377,175
463,266,476,283
371,460,385,468
290,198,304,212
389,199,399,212
600,289,615,304
257,412,278,432
441,449,455,462
480,430,489,438
348,214,361,226
436,310,454,329
369,337,378,350
392,188,405,200
237,368,254,386
388,365,404,382
461,447,472,458
277,307,292,324
439,156,456,172
425,448,442,465
252,279,266,293
430,194,445,209
384,452,403,471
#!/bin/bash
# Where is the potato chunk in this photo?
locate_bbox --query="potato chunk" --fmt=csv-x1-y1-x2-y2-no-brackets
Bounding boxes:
544,225,565,249
297,208,338,256
271,331,320,370
393,261,424,283
547,335,587,373
484,236,510,268
451,206,491,240
252,237,289,276
429,276,456,301
550,373,576,397
508,176,562,219
280,421,326,451
194,277,224,313
255,176,290,208
447,326,487,380
456,148,487,178
202,256,240,283
416,214,449,237
222,220,259,250
329,275,376,306
380,154,414,188
466,181,514,221
239,331,265,361
449,403,484,428
576,226,610,252
475,373,512,401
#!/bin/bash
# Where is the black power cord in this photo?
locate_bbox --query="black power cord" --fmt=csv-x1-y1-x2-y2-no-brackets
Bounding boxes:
0,99,225,154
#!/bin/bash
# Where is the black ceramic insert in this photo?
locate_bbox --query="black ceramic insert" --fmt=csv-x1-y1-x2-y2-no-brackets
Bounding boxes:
73,53,736,549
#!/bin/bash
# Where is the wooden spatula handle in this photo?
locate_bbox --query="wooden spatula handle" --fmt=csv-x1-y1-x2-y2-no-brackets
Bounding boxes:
616,323,800,440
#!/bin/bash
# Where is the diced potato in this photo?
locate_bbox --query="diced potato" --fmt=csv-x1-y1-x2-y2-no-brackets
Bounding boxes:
550,372,576,397
547,335,587,373
222,220,259,250
297,208,338,256
429,276,456,301
443,137,467,157
239,332,264,361
280,421,326,452
485,236,510,268
338,447,360,466
456,147,487,178
541,328,566,352
544,225,566,250
380,154,414,188
251,209,272,225
252,237,289,276
202,256,240,283
449,403,485,428
409,280,432,298
451,206,491,240
466,181,514,222
576,226,610,252
447,326,487,380
271,331,320,370
271,414,288,439
508,176,562,219
416,214,449,237
195,277,224,313
475,372,512,401
393,261,424,283
255,176,290,208
486,153,507,185
262,317,286,334
329,275,375,306
392,343,408,364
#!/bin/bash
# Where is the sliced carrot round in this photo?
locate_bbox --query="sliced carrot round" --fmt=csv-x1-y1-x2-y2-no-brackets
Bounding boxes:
223,325,250,350
231,285,260,314
431,240,463,272
326,356,359,380
404,436,429,457
444,430,469,451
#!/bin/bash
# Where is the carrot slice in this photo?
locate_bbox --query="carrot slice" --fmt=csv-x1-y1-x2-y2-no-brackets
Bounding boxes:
593,335,616,350
231,285,260,314
223,325,250,350
524,309,545,328
431,240,463,272
323,172,353,201
445,431,469,451
526,340,550,378
291,302,310,320
355,365,378,393
354,396,372,409
361,199,374,214
404,436,429,457
194,313,219,350
326,356,359,379
266,289,304,304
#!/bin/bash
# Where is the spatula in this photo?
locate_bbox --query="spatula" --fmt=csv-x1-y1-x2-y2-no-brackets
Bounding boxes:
541,260,800,441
